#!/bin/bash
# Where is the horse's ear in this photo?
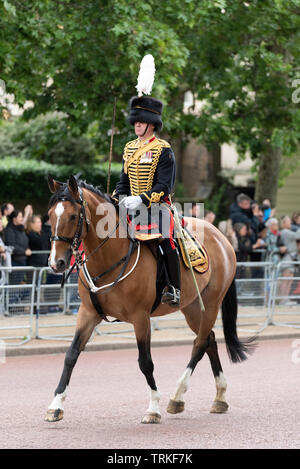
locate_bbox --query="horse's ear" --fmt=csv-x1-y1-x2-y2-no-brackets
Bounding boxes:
68,175,79,198
48,175,62,193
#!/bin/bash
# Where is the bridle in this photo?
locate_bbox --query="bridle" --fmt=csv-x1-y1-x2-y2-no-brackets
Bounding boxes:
50,187,90,254
50,187,139,322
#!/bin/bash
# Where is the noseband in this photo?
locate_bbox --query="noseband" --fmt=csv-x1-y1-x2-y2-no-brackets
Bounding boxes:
50,187,90,252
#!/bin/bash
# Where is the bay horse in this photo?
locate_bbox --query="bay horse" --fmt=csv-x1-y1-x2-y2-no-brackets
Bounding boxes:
45,175,253,424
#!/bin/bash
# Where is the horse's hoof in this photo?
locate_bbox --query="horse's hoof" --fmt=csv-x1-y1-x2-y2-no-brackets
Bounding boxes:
141,412,161,424
167,399,185,414
210,400,229,414
44,408,64,422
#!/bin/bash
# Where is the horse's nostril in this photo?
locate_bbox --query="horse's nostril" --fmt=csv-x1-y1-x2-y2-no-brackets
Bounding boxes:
56,258,66,270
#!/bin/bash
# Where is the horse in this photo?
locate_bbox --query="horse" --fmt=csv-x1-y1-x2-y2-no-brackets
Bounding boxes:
44,175,253,424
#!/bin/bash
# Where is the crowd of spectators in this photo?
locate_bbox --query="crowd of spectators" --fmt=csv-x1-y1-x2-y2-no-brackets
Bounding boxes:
217,193,300,305
188,193,300,305
0,202,51,269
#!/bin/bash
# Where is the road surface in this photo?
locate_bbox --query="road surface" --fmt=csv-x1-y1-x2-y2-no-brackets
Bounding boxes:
1,338,299,449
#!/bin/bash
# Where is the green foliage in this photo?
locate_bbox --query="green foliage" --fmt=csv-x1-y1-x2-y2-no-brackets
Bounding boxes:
203,182,230,224
0,157,122,204
0,112,96,164
1,0,300,201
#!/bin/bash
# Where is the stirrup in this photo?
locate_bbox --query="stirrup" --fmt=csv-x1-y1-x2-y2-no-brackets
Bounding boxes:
161,285,180,307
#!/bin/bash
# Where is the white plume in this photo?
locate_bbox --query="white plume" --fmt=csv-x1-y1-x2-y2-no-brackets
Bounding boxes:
136,54,156,97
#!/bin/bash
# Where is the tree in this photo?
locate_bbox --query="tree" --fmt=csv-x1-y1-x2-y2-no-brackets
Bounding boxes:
1,0,300,206
177,0,300,206
0,0,189,157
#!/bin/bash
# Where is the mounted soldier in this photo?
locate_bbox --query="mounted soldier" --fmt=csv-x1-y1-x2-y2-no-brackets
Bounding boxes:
112,55,180,307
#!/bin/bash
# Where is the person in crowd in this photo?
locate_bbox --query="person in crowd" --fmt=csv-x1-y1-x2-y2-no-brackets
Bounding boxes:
218,218,238,251
3,210,32,306
23,204,33,231
41,214,62,313
42,214,52,251
1,202,15,228
4,210,32,267
291,211,300,232
251,201,264,226
277,215,300,305
292,240,300,298
230,193,258,244
204,210,216,225
27,215,49,268
280,215,300,256
0,218,13,267
260,199,275,223
233,222,264,263
264,218,287,263
188,203,201,218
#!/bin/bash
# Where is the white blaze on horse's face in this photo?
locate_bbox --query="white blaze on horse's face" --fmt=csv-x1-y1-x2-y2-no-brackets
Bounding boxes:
49,202,65,270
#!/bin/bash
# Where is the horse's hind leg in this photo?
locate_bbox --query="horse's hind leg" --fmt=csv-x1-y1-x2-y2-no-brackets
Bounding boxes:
167,296,228,414
45,305,100,422
206,330,229,413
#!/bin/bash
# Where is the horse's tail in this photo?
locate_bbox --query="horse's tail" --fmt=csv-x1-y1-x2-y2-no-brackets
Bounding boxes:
221,278,256,363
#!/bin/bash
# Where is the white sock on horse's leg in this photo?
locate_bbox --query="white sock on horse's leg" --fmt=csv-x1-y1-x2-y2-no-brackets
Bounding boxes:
48,387,68,411
146,389,161,415
173,367,192,402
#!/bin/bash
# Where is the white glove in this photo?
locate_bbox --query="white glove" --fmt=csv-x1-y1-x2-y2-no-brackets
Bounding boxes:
120,196,143,210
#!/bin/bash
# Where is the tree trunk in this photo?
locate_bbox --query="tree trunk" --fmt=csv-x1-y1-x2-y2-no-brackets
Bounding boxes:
255,144,281,207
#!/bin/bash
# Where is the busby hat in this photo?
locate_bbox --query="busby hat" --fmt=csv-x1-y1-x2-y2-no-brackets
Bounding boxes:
129,96,163,131
128,54,163,132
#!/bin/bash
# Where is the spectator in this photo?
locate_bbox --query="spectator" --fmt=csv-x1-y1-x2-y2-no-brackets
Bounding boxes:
280,215,300,258
230,193,258,244
23,204,33,231
264,218,287,263
233,222,263,263
291,211,300,232
27,215,49,268
41,214,62,313
42,214,52,251
4,210,32,305
4,210,32,267
0,218,13,267
292,240,300,297
204,210,215,225
188,203,201,218
218,219,238,251
277,215,300,305
1,202,14,228
260,199,276,223
253,203,264,225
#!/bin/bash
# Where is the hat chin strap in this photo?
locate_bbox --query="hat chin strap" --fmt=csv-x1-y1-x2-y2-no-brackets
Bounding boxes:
140,123,149,138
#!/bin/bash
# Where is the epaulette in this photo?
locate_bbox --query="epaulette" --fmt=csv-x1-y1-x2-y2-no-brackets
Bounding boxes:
156,138,171,148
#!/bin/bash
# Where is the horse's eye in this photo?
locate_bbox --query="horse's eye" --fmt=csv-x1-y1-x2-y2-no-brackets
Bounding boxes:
70,214,77,221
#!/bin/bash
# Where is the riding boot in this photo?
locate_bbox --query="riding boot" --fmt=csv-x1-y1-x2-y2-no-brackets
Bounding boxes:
161,248,181,308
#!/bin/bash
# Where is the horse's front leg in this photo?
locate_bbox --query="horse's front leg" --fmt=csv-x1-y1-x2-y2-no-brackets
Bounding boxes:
134,315,161,424
45,306,100,422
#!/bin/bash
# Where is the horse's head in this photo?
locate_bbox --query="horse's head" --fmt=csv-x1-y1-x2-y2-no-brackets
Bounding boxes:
47,175,90,273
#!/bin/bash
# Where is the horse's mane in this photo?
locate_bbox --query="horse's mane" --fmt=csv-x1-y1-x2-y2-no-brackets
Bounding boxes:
48,179,117,209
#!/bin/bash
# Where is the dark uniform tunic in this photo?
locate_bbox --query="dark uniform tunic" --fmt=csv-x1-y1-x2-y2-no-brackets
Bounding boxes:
113,135,176,248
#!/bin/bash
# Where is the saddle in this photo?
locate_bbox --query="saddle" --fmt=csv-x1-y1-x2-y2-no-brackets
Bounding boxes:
131,218,209,275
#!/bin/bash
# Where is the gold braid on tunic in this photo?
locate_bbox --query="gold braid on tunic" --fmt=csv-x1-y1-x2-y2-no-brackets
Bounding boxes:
123,138,170,202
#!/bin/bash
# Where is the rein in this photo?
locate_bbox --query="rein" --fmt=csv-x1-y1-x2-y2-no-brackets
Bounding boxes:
51,188,139,322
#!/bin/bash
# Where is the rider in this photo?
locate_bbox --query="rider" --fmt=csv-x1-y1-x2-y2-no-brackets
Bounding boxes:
112,95,180,307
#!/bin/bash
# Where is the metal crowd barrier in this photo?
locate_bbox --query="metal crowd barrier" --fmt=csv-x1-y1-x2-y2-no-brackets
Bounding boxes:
0,266,37,346
269,260,300,329
1,259,300,346
233,261,275,333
